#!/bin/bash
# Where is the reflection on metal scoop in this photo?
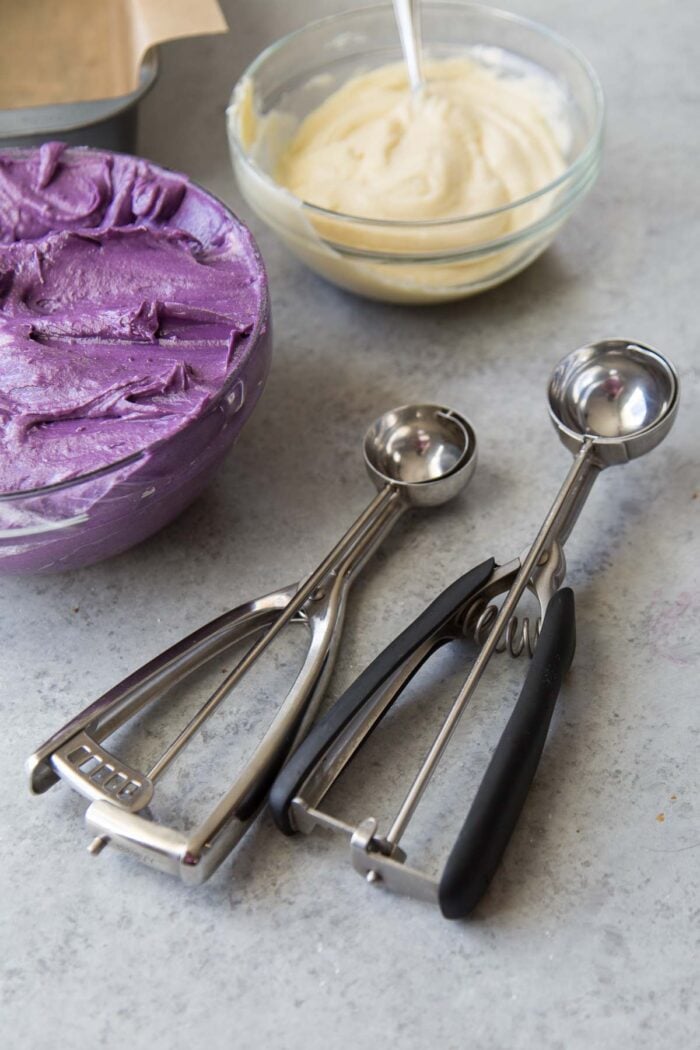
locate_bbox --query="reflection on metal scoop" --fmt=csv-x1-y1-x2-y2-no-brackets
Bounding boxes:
270,340,680,919
548,339,678,455
26,404,477,883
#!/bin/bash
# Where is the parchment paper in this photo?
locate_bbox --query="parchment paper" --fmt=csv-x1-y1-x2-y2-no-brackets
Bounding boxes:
0,0,228,109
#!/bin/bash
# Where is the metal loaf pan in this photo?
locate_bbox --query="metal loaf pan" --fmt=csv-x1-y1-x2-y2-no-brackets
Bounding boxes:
0,51,158,151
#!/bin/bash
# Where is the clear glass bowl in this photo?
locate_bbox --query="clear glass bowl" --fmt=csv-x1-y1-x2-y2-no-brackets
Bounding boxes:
0,172,271,576
227,1,604,304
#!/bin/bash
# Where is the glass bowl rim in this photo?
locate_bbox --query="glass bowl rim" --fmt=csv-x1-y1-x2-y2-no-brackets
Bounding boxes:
228,0,605,229
0,145,270,502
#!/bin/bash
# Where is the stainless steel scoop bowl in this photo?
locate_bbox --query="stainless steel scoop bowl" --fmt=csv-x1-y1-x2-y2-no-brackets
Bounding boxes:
548,339,679,465
364,403,477,506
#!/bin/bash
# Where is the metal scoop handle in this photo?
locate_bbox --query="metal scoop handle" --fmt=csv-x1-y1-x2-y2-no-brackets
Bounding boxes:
27,588,295,796
270,559,495,833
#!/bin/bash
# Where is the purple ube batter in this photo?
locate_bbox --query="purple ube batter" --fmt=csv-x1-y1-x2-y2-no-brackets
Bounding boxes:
0,144,270,573
0,142,266,490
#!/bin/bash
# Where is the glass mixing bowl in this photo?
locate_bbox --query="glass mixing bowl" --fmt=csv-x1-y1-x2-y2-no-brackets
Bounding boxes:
0,159,271,576
227,1,604,304
0,321,270,575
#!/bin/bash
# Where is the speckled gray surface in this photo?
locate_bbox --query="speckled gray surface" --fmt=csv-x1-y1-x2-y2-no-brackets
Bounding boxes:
2,2,699,1047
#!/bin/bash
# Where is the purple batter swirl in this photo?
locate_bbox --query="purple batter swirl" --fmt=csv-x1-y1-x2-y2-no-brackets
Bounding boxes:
0,144,270,573
0,142,267,491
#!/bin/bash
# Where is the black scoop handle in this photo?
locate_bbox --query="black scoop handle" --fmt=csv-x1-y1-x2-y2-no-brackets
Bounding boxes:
439,586,576,920
270,558,496,834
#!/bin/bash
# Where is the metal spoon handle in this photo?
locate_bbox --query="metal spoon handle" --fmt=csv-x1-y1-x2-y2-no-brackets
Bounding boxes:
393,0,424,94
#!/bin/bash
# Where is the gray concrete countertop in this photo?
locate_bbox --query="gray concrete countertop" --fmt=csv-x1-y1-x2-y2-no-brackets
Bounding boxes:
2,2,698,1047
